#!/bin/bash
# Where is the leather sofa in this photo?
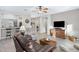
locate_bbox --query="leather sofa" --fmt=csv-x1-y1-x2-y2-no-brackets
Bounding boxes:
13,32,56,52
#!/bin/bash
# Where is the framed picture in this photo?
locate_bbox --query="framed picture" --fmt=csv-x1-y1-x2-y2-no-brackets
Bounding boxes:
25,19,29,23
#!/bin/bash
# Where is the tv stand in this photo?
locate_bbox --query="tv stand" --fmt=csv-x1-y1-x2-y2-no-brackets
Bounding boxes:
50,28,65,39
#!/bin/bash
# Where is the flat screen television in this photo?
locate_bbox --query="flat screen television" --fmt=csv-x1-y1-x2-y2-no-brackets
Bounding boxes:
54,21,65,27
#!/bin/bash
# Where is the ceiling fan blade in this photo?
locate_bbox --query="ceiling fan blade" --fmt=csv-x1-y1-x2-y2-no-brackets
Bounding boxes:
42,10,48,13
43,7,48,10
32,6,48,13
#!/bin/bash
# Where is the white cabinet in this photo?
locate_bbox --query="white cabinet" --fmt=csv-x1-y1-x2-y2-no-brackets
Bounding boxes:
0,28,12,39
0,14,19,40
1,28,6,39
0,27,19,40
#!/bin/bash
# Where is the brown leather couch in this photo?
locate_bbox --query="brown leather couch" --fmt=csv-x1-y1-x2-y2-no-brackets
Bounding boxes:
13,32,56,52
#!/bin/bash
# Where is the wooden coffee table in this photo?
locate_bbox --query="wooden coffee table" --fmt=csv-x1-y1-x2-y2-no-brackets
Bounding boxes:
40,38,56,47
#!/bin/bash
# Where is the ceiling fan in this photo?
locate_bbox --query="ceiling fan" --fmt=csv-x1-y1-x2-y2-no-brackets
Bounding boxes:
32,6,48,13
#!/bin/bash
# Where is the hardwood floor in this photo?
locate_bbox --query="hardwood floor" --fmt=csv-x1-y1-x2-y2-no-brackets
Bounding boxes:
0,39,16,52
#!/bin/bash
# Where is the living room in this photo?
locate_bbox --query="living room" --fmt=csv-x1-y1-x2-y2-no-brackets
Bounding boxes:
0,6,79,52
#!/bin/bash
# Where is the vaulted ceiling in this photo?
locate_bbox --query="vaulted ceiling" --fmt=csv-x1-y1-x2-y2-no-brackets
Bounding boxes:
0,6,79,15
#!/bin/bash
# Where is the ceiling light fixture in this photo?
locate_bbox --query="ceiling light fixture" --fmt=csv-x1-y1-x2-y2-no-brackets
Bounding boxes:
38,6,48,13
31,6,48,18
32,6,48,13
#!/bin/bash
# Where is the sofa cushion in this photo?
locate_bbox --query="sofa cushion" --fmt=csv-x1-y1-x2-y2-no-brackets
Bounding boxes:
16,34,33,51
24,35,32,40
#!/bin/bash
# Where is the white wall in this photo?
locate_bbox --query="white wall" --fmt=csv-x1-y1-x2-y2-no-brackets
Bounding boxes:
20,14,52,34
0,17,1,39
52,9,79,37
39,16,46,33
47,15,52,35
20,15,31,26
39,14,52,34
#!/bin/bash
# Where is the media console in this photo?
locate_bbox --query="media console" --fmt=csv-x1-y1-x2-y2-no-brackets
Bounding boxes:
50,28,65,39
